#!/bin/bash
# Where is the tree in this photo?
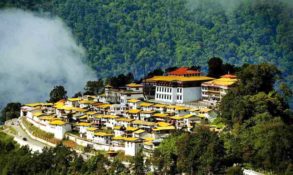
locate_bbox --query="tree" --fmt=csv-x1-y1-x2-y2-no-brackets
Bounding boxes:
1,102,21,123
49,86,67,103
131,149,145,175
207,57,224,78
84,79,104,95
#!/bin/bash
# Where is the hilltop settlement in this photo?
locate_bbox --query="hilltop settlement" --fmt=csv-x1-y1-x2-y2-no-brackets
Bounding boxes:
19,67,237,157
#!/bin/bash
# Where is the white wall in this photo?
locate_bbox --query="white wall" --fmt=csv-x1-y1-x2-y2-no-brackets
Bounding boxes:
182,87,201,102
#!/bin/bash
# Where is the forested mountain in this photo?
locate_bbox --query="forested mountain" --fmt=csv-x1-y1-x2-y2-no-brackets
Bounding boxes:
0,0,292,85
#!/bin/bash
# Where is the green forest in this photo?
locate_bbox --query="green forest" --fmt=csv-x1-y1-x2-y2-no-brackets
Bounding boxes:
0,0,292,86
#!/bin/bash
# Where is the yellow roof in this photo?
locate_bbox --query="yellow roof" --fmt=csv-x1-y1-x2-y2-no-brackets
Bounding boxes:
202,77,237,87
183,114,195,119
25,102,53,107
153,113,169,118
141,110,155,114
157,122,172,127
112,136,125,140
140,102,153,107
86,111,97,115
126,83,143,87
198,114,206,118
146,75,214,82
170,116,184,120
113,126,122,130
79,115,88,119
87,127,98,131
128,109,141,114
116,118,134,122
143,141,153,145
166,105,177,109
76,122,91,127
124,137,139,142
94,132,113,137
99,104,112,109
33,112,43,117
133,129,145,134
79,100,95,104
50,120,66,126
128,99,141,103
95,115,118,119
132,120,156,126
200,108,212,113
153,104,166,108
126,127,139,132
144,137,154,141
153,126,176,131
67,98,80,102
175,106,189,111
39,116,56,121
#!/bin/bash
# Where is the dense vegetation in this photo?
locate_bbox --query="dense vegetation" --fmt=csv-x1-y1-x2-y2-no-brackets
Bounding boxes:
0,0,292,88
0,102,21,123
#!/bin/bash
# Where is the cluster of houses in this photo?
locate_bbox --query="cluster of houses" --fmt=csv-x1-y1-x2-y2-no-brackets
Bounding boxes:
20,67,237,156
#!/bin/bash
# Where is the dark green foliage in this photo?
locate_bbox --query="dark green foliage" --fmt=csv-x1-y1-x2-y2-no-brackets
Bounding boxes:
207,57,224,78
0,102,21,123
49,85,67,103
84,79,104,95
1,0,292,90
109,73,134,88
131,149,145,175
226,165,243,175
154,127,224,174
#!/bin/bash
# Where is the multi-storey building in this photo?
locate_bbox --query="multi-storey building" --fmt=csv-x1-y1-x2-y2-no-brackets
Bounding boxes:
146,75,213,104
201,74,237,105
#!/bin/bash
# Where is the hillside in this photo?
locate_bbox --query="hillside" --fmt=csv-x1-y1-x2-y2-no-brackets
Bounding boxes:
1,0,292,85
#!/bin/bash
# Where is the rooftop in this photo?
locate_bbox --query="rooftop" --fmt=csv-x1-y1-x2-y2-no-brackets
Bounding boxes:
167,67,201,76
146,75,213,83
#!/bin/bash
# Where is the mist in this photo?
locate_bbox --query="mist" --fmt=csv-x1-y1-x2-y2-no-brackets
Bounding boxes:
0,9,96,107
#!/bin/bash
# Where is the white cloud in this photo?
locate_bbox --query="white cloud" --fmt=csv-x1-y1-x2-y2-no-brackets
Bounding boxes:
0,9,95,107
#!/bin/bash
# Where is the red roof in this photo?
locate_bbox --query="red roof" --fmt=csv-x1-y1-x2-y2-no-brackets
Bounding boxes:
220,74,237,79
167,67,200,76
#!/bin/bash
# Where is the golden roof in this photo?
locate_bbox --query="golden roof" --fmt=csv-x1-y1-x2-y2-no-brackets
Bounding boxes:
146,75,214,82
132,120,156,126
50,120,66,126
126,127,139,132
153,104,166,108
79,100,95,104
67,98,81,102
202,77,237,87
183,114,195,119
166,105,177,109
200,108,212,113
128,99,141,103
157,122,172,127
99,104,112,109
126,83,143,87
153,113,169,118
140,102,153,107
87,127,98,131
116,118,134,122
153,126,175,131
79,115,88,119
95,115,118,119
39,116,56,121
170,116,184,120
140,110,155,114
86,111,97,115
175,106,190,111
94,132,113,137
76,122,91,127
124,137,139,142
133,129,145,134
128,109,141,114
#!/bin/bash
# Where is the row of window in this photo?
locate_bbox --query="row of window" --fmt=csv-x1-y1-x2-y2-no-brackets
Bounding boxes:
176,95,182,100
156,86,183,93
156,94,172,100
157,86,172,93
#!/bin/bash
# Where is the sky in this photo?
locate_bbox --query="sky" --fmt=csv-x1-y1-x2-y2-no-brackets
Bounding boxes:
0,9,96,108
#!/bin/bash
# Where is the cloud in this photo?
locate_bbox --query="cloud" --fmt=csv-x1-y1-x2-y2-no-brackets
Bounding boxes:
0,9,95,107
